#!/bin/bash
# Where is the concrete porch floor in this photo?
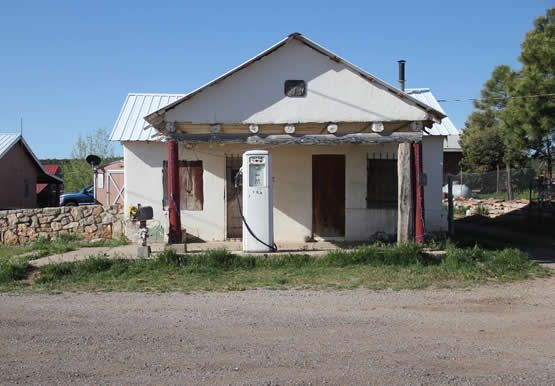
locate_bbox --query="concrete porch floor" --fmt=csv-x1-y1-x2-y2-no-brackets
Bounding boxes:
169,240,357,254
28,240,356,267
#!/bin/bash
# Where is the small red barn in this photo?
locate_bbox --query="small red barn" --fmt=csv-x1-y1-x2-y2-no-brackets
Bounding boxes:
0,133,63,210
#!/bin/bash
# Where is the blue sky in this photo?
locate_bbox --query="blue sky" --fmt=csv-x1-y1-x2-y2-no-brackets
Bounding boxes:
0,0,551,159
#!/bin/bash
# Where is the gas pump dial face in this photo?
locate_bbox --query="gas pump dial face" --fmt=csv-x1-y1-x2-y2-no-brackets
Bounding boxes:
249,156,267,187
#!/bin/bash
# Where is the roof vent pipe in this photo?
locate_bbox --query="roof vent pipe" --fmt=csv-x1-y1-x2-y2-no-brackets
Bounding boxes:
398,60,406,91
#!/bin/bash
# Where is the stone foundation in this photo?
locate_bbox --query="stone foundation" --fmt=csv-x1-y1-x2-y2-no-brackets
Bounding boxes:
0,205,124,245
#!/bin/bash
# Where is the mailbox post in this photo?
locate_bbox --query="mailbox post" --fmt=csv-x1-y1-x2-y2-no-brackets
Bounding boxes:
135,205,153,258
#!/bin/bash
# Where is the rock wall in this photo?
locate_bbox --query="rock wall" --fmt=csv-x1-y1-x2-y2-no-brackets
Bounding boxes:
0,205,123,245
449,198,530,218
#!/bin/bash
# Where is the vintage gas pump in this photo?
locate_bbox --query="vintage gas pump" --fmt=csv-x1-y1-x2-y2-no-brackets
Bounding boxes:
241,150,275,252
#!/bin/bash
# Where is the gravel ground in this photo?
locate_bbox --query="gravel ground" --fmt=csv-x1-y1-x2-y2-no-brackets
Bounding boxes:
1,277,554,385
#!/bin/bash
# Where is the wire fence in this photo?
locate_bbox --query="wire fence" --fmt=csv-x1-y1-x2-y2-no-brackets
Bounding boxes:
445,167,552,202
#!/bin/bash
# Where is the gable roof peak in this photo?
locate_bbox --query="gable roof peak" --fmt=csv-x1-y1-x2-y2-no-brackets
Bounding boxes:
144,33,445,129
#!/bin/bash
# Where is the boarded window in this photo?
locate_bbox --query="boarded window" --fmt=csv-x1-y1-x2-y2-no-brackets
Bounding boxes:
367,159,398,208
162,160,204,211
284,80,306,97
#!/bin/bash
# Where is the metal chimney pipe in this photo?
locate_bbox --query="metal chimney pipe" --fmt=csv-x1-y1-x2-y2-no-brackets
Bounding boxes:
398,60,406,91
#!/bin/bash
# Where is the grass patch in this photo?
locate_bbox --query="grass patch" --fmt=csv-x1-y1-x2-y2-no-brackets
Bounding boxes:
0,234,129,291
0,234,128,261
1,243,549,293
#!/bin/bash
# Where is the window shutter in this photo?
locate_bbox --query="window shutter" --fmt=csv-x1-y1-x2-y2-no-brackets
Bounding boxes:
179,160,204,211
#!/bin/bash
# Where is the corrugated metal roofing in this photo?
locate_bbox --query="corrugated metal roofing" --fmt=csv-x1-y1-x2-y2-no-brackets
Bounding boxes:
444,134,461,152
110,93,184,141
406,89,460,136
0,133,21,159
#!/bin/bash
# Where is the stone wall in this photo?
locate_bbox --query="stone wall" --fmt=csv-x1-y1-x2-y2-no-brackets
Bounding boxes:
0,205,123,245
450,198,529,218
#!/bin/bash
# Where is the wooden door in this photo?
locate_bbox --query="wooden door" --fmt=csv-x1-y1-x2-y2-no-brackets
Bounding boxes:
312,155,345,237
106,170,125,206
226,156,243,239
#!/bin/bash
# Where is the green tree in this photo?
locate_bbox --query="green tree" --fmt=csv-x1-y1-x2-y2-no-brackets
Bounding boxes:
63,128,116,192
460,65,517,171
501,8,555,181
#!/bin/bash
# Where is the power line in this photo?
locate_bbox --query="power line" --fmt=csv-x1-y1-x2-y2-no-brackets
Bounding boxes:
437,92,555,103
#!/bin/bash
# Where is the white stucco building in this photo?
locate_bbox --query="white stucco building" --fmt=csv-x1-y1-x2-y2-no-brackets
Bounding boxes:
110,33,450,244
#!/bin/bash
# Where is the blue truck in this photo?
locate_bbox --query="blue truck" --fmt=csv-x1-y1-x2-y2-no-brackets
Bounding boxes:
59,185,95,206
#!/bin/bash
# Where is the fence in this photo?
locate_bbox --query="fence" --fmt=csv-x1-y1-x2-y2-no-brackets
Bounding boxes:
444,167,552,201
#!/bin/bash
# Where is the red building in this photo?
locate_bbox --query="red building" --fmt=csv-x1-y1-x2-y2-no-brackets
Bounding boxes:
36,164,64,208
0,133,63,210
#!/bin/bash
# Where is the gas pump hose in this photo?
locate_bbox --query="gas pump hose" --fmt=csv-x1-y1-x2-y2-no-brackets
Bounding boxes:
235,194,278,252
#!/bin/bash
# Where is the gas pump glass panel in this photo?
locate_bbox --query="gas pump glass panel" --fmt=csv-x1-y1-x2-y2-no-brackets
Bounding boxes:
249,156,267,187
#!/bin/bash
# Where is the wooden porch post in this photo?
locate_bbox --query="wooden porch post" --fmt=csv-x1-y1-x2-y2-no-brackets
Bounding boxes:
397,142,414,243
167,137,182,243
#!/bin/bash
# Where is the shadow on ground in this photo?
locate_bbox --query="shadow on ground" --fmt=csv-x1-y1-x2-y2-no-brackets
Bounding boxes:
453,202,555,265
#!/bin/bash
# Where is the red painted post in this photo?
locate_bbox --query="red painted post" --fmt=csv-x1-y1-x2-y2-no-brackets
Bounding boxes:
167,138,182,243
413,142,425,244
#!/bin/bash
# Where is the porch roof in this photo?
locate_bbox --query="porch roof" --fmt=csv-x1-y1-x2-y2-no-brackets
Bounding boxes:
168,132,422,145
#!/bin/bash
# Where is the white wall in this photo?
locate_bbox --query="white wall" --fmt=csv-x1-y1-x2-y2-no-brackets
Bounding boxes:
166,39,432,125
123,139,445,242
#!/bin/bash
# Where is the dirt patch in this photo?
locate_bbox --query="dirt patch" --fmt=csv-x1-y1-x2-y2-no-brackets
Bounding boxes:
1,276,554,384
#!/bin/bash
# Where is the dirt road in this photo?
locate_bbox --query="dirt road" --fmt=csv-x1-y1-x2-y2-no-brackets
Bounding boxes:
1,277,554,385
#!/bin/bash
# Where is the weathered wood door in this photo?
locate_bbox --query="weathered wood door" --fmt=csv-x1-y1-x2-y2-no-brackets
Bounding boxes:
226,156,243,239
106,170,125,206
312,155,345,237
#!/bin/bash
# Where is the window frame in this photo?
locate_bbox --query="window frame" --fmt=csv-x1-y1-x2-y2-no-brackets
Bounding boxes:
366,158,398,209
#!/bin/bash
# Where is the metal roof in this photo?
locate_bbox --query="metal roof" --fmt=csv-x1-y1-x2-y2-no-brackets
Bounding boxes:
0,133,63,183
406,88,460,136
145,33,446,130
0,133,20,159
444,134,461,152
110,93,184,141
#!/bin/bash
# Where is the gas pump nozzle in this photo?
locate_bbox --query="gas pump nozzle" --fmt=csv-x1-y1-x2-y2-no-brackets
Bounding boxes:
234,167,243,189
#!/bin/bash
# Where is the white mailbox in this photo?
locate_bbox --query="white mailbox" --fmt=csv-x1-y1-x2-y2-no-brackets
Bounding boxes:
242,150,274,252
